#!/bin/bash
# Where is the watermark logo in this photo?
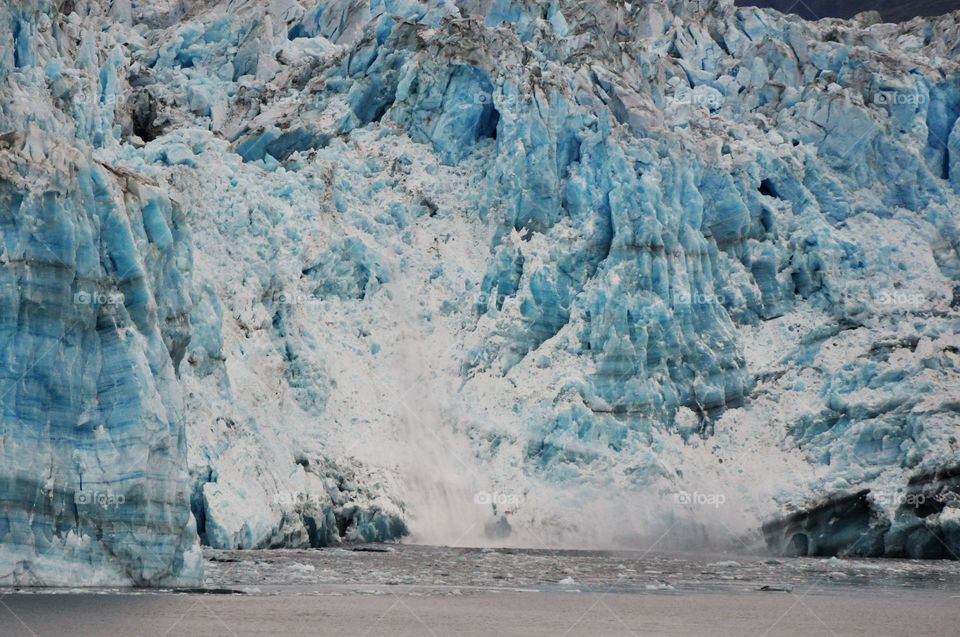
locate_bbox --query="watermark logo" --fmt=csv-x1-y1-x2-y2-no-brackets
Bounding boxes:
674,491,726,508
474,91,494,106
74,490,125,509
674,91,723,110
263,290,322,306
838,286,924,308
273,490,325,506
873,490,960,507
74,290,125,306
674,291,726,307
873,491,927,507
471,91,524,110
473,491,524,507
71,91,126,107
873,91,926,106
873,291,924,307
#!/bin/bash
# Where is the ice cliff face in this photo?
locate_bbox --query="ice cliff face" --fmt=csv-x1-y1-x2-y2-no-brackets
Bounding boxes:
1,0,960,583
0,92,201,582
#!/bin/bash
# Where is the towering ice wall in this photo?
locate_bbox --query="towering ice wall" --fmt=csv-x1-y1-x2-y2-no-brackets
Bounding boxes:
2,0,960,581
204,0,960,557
0,2,202,585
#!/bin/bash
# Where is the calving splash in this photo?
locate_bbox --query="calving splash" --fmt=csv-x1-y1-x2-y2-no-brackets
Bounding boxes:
361,284,490,546
1,0,959,585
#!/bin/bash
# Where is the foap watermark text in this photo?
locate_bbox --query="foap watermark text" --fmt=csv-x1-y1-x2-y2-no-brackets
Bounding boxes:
473,491,524,507
674,491,726,508
75,490,126,509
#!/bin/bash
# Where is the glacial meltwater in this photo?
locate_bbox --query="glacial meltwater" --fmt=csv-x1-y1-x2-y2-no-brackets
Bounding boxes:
2,545,959,636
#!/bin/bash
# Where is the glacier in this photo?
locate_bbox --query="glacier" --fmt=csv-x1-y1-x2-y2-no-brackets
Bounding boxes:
1,0,959,585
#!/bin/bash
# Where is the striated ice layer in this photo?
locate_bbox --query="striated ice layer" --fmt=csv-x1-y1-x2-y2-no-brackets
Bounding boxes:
1,0,959,580
0,126,201,583
0,2,204,585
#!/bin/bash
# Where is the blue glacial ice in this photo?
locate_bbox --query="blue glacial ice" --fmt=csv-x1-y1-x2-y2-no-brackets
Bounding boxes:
1,0,960,584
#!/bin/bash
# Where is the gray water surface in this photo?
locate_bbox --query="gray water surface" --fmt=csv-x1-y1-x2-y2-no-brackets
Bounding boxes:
2,545,959,636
